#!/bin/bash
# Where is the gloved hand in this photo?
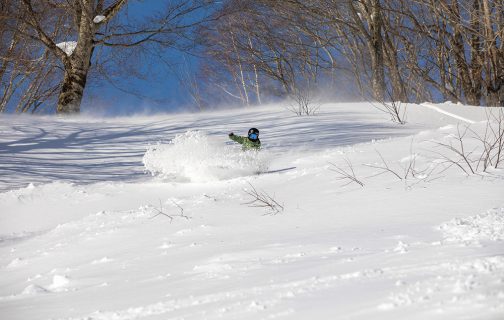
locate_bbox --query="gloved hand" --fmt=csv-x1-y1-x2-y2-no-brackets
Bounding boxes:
228,132,234,137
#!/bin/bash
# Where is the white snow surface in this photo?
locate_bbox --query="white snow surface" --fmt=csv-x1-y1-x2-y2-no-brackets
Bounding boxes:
56,41,77,56
93,15,106,23
1,102,503,319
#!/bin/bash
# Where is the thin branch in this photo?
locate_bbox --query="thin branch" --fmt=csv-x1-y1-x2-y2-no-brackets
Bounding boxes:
243,182,284,215
329,158,365,187
364,150,403,180
150,199,190,223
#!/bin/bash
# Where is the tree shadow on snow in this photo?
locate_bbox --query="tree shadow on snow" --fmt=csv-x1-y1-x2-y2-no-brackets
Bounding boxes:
0,121,179,192
0,109,419,192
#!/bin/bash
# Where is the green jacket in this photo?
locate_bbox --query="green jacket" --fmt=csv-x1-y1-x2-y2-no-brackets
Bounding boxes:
229,134,261,150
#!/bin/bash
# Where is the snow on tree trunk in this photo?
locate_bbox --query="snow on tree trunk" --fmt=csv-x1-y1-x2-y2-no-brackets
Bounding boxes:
56,49,91,112
56,3,95,114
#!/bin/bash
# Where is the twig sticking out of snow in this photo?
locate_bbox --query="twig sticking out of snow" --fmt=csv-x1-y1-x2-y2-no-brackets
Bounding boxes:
432,124,477,176
329,158,365,187
150,200,190,223
364,147,439,188
243,182,284,215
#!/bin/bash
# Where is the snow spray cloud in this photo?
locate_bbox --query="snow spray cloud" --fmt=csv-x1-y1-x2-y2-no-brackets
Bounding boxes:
143,131,270,182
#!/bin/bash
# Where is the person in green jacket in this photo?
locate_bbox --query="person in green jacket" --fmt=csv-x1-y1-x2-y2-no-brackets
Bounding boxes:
228,127,261,150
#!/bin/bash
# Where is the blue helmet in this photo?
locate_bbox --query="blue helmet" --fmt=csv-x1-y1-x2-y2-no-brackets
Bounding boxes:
248,128,259,140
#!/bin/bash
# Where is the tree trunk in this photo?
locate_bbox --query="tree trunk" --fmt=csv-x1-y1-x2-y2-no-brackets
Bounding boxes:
481,0,504,106
57,66,89,113
56,1,95,114
382,23,407,102
369,0,385,101
468,0,483,104
247,35,262,105
346,0,385,101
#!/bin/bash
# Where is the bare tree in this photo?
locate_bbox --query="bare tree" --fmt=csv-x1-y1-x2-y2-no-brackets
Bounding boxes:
393,0,504,106
9,0,503,113
432,112,504,175
199,0,504,108
349,0,386,101
287,79,321,116
1,2,61,113
371,86,407,124
433,124,477,176
473,108,504,171
201,0,336,105
172,55,206,111
3,0,218,114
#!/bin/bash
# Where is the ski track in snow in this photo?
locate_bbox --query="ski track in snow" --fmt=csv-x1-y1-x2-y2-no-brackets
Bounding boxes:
1,102,504,320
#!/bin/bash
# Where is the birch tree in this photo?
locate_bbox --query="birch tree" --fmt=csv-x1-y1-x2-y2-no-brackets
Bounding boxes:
201,0,336,104
397,0,503,106
4,0,217,114
1,1,61,113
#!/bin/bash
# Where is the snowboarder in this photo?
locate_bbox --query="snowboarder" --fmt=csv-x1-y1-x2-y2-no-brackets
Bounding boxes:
228,128,261,150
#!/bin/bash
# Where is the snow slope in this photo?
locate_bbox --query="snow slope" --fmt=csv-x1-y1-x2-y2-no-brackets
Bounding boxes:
0,102,503,320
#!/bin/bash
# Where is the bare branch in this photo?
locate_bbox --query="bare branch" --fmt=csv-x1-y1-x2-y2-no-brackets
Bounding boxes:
431,124,478,176
150,199,191,223
243,182,284,215
329,158,365,187
97,0,128,25
364,150,403,180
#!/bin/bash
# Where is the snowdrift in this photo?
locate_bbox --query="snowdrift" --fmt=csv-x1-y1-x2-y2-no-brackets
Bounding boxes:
143,131,270,182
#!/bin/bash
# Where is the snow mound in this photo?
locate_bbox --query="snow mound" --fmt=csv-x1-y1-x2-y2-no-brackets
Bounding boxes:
48,275,70,291
93,15,106,23
6,257,26,268
143,131,269,182
21,284,49,295
56,41,77,56
438,207,504,242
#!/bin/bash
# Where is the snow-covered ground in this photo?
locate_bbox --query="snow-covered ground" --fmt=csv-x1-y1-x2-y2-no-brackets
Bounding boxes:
1,102,503,320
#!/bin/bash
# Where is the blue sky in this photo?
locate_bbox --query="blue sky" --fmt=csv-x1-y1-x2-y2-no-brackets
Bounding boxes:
81,1,205,115
82,68,191,116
